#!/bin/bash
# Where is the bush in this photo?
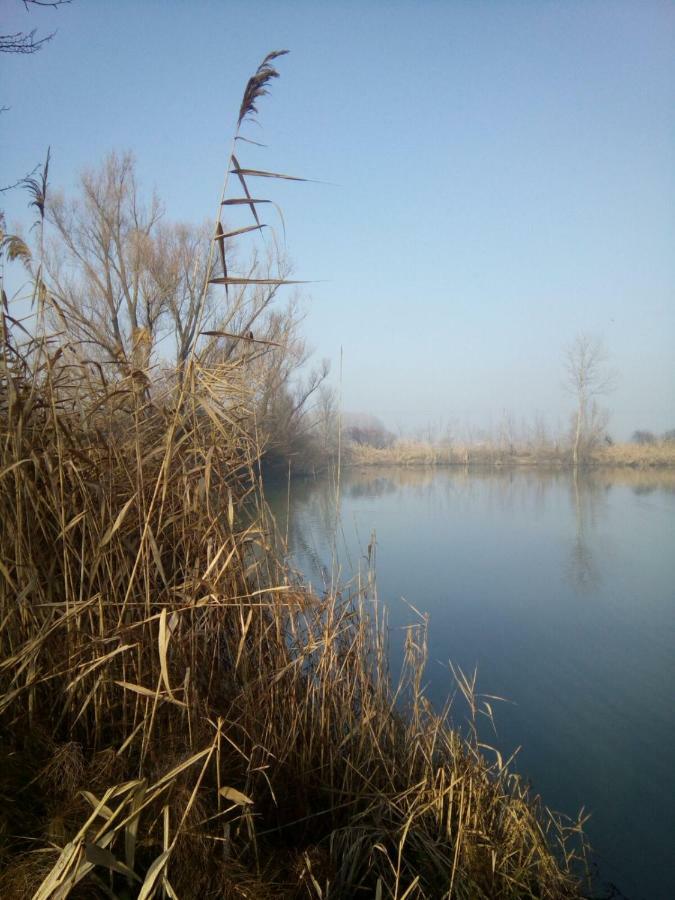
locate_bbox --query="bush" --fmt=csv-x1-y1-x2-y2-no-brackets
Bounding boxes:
632,430,657,445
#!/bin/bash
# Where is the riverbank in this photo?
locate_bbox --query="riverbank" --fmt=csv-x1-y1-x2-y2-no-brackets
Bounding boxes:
0,326,591,898
347,440,675,469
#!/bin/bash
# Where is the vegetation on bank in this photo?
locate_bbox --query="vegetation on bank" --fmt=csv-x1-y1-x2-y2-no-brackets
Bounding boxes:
0,54,593,899
343,413,675,470
346,438,675,469
590,440,675,468
0,313,591,900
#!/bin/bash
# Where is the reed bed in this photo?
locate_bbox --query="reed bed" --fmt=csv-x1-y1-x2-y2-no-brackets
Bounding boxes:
0,334,590,899
0,316,596,898
589,441,675,468
348,439,675,470
1,54,590,900
347,441,558,468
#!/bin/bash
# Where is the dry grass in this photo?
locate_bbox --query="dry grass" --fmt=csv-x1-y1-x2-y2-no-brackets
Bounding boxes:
0,306,591,900
347,441,562,468
348,439,675,470
349,441,457,467
590,441,675,468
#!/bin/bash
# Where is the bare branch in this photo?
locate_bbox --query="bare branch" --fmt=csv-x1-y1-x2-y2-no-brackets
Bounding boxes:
23,0,71,8
0,29,54,54
1,163,40,194
1,1,71,55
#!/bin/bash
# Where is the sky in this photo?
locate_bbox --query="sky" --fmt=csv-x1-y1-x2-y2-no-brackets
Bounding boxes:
2,0,674,439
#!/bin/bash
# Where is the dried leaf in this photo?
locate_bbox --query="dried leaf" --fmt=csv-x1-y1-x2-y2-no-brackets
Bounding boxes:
227,488,234,530
231,154,260,226
67,644,136,690
147,527,168,587
100,495,136,547
221,197,272,207
216,223,267,240
137,849,171,900
207,277,307,286
230,166,308,182
81,791,114,820
0,458,32,481
214,221,227,277
158,608,174,700
220,197,286,237
235,608,253,672
151,748,211,791
114,680,186,707
219,786,253,805
85,842,140,882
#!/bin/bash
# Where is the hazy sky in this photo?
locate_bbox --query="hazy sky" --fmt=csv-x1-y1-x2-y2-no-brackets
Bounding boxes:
2,0,674,439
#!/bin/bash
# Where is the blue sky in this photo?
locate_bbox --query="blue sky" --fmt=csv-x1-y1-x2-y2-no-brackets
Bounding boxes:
2,0,674,438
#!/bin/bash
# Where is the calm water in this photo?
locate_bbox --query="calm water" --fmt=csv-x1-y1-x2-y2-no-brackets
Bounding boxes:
266,466,675,900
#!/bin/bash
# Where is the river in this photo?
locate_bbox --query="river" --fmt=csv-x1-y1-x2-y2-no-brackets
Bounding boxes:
265,465,675,899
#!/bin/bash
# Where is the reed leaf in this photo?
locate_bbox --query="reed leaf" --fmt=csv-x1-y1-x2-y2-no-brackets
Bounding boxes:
207,276,307,286
230,166,309,182
218,786,254,806
137,849,171,900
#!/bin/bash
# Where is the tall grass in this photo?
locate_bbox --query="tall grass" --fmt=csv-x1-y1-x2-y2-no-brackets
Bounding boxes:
348,438,675,469
590,440,675,468
0,55,590,899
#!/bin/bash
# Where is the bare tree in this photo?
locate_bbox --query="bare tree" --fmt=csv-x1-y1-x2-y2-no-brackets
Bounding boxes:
343,413,395,449
247,301,330,463
315,383,339,457
45,152,167,368
34,150,329,460
200,248,295,368
497,409,518,455
564,334,615,467
44,153,230,373
143,219,218,367
530,411,551,455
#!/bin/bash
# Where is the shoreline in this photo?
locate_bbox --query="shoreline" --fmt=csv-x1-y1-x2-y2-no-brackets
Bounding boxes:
344,442,675,471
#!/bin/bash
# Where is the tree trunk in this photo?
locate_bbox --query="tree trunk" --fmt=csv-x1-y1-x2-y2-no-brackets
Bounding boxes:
573,400,583,468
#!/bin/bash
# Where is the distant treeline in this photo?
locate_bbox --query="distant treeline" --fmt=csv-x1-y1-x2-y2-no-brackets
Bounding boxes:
342,413,675,469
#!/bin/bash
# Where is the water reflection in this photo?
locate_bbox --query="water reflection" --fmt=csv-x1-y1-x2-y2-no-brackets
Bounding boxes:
265,473,338,589
271,466,675,600
264,465,675,900
346,474,398,499
566,473,607,594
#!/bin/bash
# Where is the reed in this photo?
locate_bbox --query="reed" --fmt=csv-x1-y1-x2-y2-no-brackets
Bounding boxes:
0,55,589,899
348,439,675,469
590,440,675,468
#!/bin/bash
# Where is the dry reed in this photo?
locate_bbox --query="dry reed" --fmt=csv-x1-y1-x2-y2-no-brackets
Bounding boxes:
348,439,675,470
